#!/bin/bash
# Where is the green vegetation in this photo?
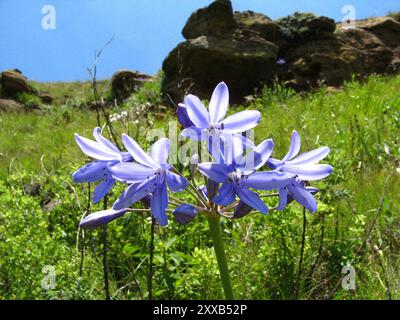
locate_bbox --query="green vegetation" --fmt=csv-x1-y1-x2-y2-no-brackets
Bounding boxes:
0,75,399,299
277,12,335,41
387,11,400,21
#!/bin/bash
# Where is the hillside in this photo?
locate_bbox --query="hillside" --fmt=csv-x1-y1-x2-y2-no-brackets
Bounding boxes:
0,74,399,299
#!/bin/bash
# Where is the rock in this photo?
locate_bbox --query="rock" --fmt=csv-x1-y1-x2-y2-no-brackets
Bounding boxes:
162,2,400,103
0,98,24,112
23,182,41,196
182,0,235,39
111,69,152,101
277,12,336,42
162,33,279,104
0,69,36,98
234,11,284,44
338,28,393,75
359,17,400,48
162,1,279,104
42,199,62,212
281,27,393,89
38,93,54,104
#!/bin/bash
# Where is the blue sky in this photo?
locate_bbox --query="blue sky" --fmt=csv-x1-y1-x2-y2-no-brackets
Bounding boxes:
0,0,399,82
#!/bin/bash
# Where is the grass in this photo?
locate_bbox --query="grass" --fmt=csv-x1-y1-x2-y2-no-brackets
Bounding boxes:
0,74,399,299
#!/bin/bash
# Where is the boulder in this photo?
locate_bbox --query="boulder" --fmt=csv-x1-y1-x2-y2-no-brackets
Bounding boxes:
234,10,284,44
0,69,36,98
359,17,400,48
111,69,152,101
0,98,24,112
162,33,279,104
162,1,279,104
38,93,54,104
182,0,236,39
338,28,393,74
277,12,336,42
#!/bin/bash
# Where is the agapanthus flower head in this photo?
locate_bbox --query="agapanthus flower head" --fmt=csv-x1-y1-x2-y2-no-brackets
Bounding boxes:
110,135,189,226
268,130,333,213
72,127,132,203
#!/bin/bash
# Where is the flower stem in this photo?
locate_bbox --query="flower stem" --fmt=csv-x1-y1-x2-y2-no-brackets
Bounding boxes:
207,216,234,300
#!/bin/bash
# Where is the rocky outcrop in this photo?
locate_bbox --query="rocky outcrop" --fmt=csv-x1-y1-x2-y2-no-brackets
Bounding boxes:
162,1,400,104
111,70,152,101
0,69,36,98
163,0,279,104
0,69,54,107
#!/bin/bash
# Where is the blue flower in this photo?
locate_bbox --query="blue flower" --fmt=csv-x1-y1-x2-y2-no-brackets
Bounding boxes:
199,138,292,214
110,135,189,226
277,58,287,65
268,130,333,213
180,82,261,142
72,127,132,203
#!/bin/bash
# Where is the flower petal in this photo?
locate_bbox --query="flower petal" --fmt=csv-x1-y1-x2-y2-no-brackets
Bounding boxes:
172,204,198,225
79,209,126,229
236,186,268,214
287,183,317,213
221,110,261,133
242,171,293,190
277,187,288,211
282,164,333,181
209,82,229,124
282,130,301,161
93,127,120,153
198,163,229,183
110,162,156,183
72,161,106,183
113,179,155,210
184,94,209,128
206,179,218,200
239,139,274,171
213,182,236,206
93,178,115,204
288,147,330,165
177,104,194,128
267,158,284,170
150,138,170,165
74,133,122,161
151,182,169,226
122,134,159,168
166,171,189,192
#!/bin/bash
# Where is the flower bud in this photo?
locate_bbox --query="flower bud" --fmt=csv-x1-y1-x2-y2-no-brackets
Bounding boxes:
79,208,127,229
233,201,253,219
173,204,198,225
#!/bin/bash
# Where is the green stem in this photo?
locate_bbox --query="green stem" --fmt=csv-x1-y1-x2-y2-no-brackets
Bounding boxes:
207,216,234,300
